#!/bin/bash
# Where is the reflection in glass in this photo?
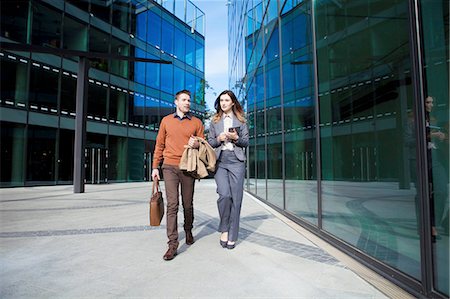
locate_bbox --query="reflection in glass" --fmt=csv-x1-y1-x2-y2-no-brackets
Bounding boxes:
420,0,449,295
0,58,28,106
58,129,74,183
283,3,317,224
32,3,61,48
29,63,59,110
129,93,145,126
87,81,107,119
89,28,109,71
128,138,144,181
147,10,161,48
27,126,57,184
185,35,195,67
112,0,130,32
0,122,25,186
60,72,77,114
316,0,420,279
90,0,111,24
1,0,29,43
110,37,129,77
110,88,128,122
195,41,204,71
63,16,87,52
109,135,127,182
161,19,174,54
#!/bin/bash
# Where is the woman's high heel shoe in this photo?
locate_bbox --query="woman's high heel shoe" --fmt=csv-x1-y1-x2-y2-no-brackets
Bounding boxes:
220,240,227,248
220,232,228,248
226,242,236,249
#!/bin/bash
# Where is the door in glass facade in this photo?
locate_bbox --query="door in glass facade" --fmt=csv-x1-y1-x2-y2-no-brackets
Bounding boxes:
85,147,108,184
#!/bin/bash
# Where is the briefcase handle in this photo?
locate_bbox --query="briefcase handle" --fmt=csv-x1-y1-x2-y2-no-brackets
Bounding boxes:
152,178,160,194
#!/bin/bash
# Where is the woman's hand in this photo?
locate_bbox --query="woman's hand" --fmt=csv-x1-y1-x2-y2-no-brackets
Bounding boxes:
431,131,446,141
217,132,228,142
226,130,239,141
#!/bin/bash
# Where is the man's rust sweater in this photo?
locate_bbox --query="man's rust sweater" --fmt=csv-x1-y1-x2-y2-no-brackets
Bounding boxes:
152,113,204,169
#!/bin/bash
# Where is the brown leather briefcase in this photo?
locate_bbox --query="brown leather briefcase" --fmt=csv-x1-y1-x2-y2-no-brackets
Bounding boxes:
149,179,164,226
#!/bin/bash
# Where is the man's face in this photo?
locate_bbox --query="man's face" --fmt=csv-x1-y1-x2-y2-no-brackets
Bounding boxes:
175,92,191,114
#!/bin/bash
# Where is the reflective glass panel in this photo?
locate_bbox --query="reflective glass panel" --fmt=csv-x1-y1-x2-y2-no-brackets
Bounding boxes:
0,122,26,187
316,0,420,279
420,0,449,295
1,0,28,43
112,0,130,32
0,58,28,106
58,129,74,183
31,3,62,48
283,3,317,224
27,125,57,184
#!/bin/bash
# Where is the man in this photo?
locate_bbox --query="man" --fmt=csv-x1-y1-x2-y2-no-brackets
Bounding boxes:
151,89,204,261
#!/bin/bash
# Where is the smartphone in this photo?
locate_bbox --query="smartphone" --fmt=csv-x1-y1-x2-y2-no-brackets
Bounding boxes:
228,127,240,133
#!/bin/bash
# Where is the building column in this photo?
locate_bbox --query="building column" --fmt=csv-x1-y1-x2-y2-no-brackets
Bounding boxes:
74,57,89,193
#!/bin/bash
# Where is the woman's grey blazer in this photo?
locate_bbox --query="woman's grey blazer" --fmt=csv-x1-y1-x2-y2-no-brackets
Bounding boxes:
207,118,249,162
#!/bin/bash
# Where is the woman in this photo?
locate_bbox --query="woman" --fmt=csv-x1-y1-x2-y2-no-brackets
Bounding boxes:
208,90,249,249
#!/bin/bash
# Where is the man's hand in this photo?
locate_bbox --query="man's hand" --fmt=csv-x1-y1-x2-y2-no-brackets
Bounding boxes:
151,169,160,181
188,136,200,148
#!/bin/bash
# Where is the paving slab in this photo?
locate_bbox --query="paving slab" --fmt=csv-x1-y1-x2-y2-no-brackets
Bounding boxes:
0,180,403,298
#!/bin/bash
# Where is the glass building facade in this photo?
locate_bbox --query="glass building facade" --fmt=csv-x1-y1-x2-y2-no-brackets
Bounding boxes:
1,0,205,186
228,0,448,297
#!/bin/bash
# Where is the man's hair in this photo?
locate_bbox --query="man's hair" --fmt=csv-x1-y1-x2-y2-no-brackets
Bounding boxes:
175,89,191,99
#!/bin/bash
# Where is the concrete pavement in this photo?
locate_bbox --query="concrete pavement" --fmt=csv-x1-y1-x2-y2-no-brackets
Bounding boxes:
0,180,412,298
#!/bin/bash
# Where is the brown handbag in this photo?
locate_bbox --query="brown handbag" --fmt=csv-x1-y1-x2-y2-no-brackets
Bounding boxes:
149,179,164,226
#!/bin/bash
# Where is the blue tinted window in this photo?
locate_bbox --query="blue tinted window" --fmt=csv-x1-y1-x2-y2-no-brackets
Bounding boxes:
161,63,173,94
295,62,310,90
174,28,185,61
173,66,185,93
195,41,204,71
195,76,203,104
281,19,292,55
147,11,161,47
256,73,264,100
146,53,160,89
185,36,195,67
293,14,307,49
134,47,146,84
266,27,279,63
161,19,174,54
185,72,195,93
282,62,295,93
136,11,146,41
266,67,280,98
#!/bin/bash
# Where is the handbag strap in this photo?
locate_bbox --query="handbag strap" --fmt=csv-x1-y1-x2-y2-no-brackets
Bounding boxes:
152,179,160,194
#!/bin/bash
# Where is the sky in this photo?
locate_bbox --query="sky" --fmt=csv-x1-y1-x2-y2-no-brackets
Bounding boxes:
194,0,230,110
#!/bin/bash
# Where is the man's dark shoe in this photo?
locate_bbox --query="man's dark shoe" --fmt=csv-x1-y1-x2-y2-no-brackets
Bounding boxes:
163,247,177,261
186,231,195,245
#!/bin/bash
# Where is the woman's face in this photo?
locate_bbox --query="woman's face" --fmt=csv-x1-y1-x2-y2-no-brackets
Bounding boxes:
425,96,434,113
220,93,234,114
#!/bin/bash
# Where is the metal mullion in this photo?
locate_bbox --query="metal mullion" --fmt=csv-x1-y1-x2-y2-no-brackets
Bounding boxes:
276,0,286,210
407,0,434,296
311,0,322,229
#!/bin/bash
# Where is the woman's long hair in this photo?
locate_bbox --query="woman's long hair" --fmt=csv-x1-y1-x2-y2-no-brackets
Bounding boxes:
212,90,246,123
